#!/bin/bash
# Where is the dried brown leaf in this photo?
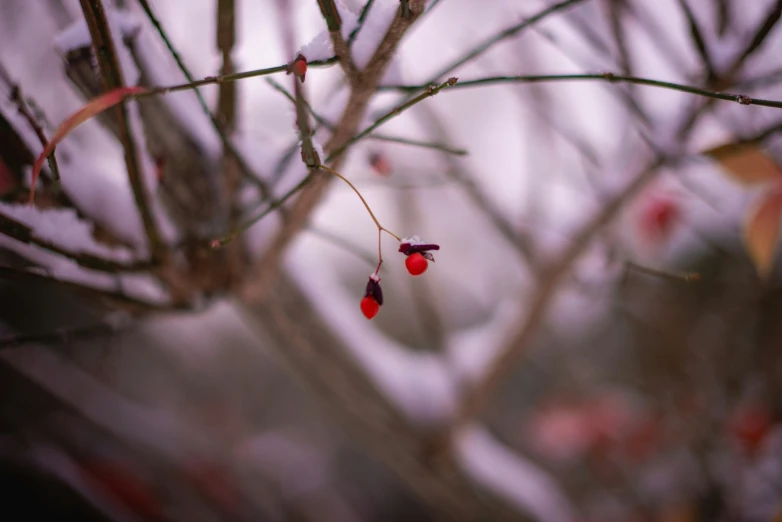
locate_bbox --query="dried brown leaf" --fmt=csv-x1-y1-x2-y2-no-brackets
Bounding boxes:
744,186,782,279
704,142,781,185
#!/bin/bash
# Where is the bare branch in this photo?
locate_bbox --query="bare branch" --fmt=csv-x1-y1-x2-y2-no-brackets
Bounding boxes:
78,0,165,260
381,73,782,109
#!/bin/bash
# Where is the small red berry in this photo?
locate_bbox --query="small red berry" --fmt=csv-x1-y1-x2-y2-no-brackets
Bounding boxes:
360,295,380,319
405,252,428,276
288,54,307,82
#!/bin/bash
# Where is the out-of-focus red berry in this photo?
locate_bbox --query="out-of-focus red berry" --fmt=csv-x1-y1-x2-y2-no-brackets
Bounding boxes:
80,460,163,520
640,196,680,243
369,152,392,176
360,295,380,319
184,461,240,515
729,402,773,456
405,252,428,276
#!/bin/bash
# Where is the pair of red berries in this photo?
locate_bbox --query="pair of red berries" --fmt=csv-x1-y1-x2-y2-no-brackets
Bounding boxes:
360,238,440,320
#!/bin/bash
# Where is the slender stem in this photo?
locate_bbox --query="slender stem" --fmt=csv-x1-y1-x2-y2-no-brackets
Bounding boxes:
132,58,337,102
305,225,376,267
675,0,716,81
327,77,458,162
375,228,383,274
266,78,468,155
319,165,401,241
0,316,131,350
380,73,782,109
625,262,701,283
427,0,588,82
5,80,61,185
348,0,376,47
211,174,313,247
0,210,152,272
0,266,180,313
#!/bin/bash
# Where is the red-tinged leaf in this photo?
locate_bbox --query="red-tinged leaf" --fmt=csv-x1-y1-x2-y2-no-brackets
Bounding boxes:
704,142,782,185
29,86,147,204
744,186,782,279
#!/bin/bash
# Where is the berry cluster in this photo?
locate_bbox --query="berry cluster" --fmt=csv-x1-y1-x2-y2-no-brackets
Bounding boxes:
360,236,440,320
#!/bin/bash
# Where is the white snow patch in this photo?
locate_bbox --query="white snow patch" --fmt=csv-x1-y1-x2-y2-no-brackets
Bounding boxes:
55,11,141,54
446,295,524,384
296,0,401,82
455,425,575,522
0,202,135,261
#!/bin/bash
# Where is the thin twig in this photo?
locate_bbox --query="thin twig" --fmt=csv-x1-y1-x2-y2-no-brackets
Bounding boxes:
380,73,782,109
419,105,538,268
676,0,782,137
0,316,130,349
675,0,716,81
319,165,401,241
137,0,283,196
211,175,313,248
450,155,669,429
327,77,459,162
0,66,61,185
0,265,179,313
305,225,376,266
348,0,376,47
266,78,467,155
317,0,359,81
426,0,589,82
0,210,152,272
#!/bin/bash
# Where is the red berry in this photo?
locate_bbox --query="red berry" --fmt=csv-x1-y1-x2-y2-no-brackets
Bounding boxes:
730,403,773,456
289,55,307,82
405,252,428,276
360,295,380,319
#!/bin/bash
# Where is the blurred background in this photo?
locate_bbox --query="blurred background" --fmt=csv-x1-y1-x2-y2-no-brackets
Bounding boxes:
1,0,782,520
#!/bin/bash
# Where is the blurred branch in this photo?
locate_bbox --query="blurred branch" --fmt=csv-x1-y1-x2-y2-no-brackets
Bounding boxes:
0,315,129,350
326,77,458,161
675,0,717,82
79,0,165,260
0,65,61,185
727,0,782,77
419,105,539,269
0,211,152,273
448,111,782,430
425,0,589,82
450,154,669,430
347,0,375,47
137,0,273,196
317,0,359,81
237,278,538,522
677,0,782,136
212,175,312,248
0,266,178,314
